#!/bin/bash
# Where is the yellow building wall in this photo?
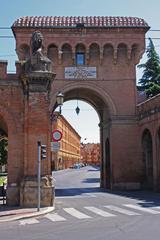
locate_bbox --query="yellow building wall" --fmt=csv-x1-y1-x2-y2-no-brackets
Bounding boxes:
51,113,81,170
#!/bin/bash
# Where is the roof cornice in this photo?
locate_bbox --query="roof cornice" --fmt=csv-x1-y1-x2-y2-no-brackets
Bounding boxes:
12,16,149,29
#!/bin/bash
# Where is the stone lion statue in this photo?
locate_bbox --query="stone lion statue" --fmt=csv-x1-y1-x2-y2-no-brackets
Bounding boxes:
31,31,43,54
24,30,53,74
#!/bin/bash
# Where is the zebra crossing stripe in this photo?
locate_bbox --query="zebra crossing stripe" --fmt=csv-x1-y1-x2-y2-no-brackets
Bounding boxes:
124,204,160,214
84,206,116,217
105,205,141,216
152,206,160,209
19,218,39,225
63,208,91,219
45,213,66,222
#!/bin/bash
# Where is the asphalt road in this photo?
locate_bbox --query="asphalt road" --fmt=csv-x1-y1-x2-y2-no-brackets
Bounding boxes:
1,165,160,240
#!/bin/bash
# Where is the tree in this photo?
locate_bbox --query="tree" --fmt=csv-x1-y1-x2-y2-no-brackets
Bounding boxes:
0,138,8,165
0,129,8,166
138,38,160,98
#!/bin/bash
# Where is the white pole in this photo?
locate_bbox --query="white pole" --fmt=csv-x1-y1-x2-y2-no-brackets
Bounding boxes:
37,141,41,211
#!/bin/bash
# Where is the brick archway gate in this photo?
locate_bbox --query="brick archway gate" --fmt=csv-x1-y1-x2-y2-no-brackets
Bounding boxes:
50,74,143,192
50,82,116,189
0,16,151,207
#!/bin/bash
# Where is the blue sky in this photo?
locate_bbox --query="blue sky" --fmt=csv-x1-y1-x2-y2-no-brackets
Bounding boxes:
1,0,160,142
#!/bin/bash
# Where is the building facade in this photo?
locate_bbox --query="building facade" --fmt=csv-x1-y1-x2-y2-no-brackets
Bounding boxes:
51,113,81,170
0,16,159,207
81,143,100,166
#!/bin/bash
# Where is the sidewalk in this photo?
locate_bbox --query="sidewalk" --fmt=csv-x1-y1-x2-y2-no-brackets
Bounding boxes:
0,202,55,223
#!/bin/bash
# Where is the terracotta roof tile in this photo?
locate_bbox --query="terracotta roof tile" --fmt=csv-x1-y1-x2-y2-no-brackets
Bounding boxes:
12,16,149,28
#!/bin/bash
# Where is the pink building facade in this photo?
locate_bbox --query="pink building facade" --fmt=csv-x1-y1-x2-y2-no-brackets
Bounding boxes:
81,143,100,166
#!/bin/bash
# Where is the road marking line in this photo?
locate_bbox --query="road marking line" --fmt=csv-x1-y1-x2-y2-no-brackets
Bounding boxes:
152,206,160,209
56,194,96,199
124,204,160,214
105,205,141,216
84,206,116,217
45,213,66,222
63,208,91,219
56,196,89,199
82,193,97,198
19,218,39,225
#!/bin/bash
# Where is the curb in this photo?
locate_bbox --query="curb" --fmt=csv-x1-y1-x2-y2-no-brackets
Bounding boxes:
0,206,55,223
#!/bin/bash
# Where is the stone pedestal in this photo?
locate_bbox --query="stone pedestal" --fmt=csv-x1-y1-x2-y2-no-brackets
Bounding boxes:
113,182,141,190
20,175,55,207
6,184,20,206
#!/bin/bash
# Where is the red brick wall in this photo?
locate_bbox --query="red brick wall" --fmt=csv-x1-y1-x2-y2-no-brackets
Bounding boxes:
0,17,159,200
0,67,24,186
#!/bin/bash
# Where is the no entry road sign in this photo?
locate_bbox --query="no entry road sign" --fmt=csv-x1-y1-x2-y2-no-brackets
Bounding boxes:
52,129,62,142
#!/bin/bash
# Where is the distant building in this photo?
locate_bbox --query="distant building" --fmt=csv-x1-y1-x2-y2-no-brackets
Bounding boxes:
81,143,100,166
51,113,81,170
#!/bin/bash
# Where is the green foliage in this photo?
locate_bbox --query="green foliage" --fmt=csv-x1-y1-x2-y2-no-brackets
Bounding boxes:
138,38,160,98
0,139,8,165
0,176,7,186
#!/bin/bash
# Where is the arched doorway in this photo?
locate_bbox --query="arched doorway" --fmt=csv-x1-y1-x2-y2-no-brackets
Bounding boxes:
0,115,8,203
158,128,160,161
0,115,8,172
105,138,111,188
157,127,160,189
142,129,153,189
62,100,100,167
0,129,8,172
50,84,115,189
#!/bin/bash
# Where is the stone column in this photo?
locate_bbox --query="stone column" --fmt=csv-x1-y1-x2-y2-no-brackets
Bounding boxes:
72,47,76,65
113,47,118,64
99,121,104,188
20,31,56,207
100,47,104,65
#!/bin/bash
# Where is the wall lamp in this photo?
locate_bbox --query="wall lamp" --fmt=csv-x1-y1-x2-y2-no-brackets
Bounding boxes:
51,91,64,122
56,91,64,114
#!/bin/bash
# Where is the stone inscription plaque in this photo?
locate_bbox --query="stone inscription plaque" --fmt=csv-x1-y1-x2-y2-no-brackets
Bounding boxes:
65,67,96,79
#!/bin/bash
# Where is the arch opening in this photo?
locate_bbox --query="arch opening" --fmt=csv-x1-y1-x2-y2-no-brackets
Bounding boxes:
117,43,128,63
19,44,30,60
75,44,86,65
142,129,153,189
89,43,100,65
51,86,113,193
103,44,114,65
0,114,8,201
105,138,111,188
62,44,72,65
157,127,160,188
47,44,58,66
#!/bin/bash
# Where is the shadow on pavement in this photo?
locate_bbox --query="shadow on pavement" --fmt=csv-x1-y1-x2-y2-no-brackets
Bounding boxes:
87,166,100,172
55,187,102,197
109,190,160,207
82,178,100,183
0,201,21,212
56,187,160,207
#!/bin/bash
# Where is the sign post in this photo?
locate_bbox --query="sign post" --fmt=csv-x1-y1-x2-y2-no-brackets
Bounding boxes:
51,130,63,170
37,141,41,212
51,142,60,152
